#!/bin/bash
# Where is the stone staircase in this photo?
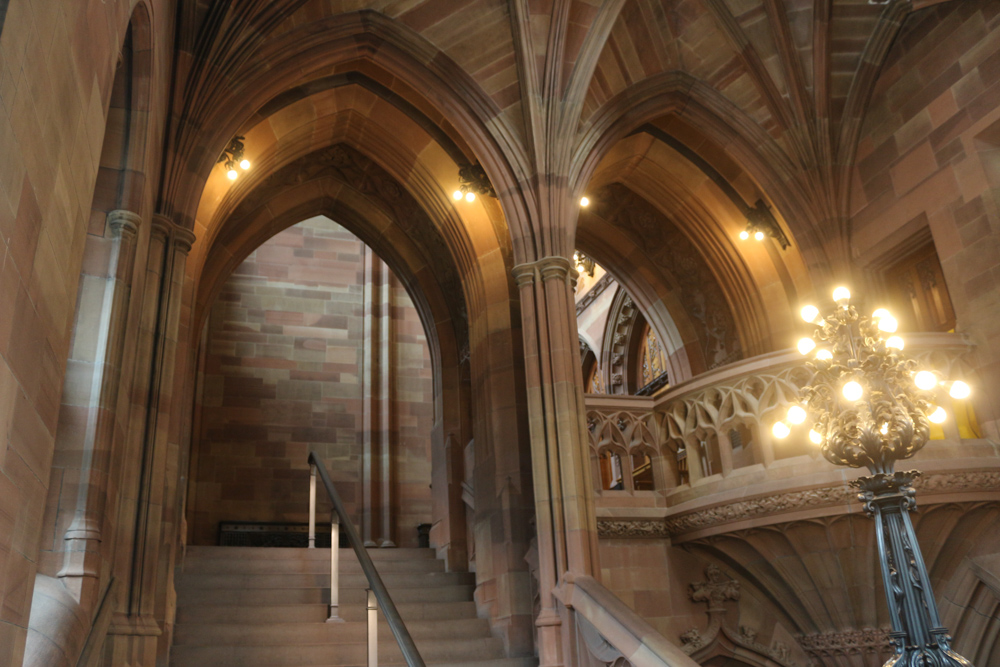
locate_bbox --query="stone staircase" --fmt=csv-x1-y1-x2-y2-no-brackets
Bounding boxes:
170,546,537,667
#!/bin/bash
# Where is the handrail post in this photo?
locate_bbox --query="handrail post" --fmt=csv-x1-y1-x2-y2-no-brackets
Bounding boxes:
308,464,317,549
308,451,424,666
367,589,378,667
327,511,343,622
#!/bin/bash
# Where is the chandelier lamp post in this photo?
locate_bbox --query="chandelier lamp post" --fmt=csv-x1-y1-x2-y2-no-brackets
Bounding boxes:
772,286,973,667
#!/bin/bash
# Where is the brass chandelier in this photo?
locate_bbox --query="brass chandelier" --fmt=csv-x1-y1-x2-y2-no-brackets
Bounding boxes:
773,286,973,667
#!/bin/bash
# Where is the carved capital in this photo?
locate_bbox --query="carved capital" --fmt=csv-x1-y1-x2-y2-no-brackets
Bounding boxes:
107,209,141,240
172,226,197,254
537,255,575,283
150,214,173,242
510,263,536,288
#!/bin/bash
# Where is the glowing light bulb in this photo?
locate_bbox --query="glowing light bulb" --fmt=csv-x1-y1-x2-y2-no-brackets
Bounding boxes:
842,381,863,402
872,308,891,320
949,381,971,399
880,422,889,435
787,405,807,425
809,429,823,445
928,406,947,424
815,349,833,361
877,316,898,333
801,305,819,323
227,169,238,180
740,230,750,240
453,190,463,201
832,286,851,303
914,371,938,391
885,336,904,350
797,337,816,355
240,159,250,170
772,422,790,439
754,231,765,241
465,191,476,203
580,196,590,207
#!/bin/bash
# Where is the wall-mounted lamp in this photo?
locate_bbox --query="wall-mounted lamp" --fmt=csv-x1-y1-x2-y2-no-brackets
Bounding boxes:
573,251,596,277
452,163,496,203
218,136,250,181
738,199,789,249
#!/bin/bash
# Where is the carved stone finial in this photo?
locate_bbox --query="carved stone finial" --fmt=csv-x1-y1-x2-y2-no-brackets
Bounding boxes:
689,564,740,609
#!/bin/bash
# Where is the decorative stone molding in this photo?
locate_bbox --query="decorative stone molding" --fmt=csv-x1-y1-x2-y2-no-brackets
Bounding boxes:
603,291,637,395
797,627,892,657
663,485,856,535
596,519,670,539
661,471,1000,537
576,272,615,315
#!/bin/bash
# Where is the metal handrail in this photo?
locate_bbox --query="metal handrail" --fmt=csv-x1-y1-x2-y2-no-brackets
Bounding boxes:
308,451,426,667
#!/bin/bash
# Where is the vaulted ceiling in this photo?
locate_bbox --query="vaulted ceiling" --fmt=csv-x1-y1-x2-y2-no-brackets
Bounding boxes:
164,0,965,337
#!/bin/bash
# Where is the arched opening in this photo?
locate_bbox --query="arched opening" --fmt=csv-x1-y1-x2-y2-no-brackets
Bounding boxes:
188,215,433,548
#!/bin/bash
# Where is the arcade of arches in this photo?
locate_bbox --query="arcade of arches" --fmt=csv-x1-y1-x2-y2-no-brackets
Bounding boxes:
1,1,1000,667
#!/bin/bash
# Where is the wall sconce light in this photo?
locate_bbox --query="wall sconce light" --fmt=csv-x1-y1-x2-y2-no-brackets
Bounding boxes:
573,251,596,277
738,199,789,249
219,136,250,181
452,163,496,202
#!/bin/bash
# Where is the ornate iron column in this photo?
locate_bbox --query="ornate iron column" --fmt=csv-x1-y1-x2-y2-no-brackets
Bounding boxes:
771,287,974,667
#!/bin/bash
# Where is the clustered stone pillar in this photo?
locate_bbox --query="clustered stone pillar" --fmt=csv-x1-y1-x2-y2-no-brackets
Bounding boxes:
109,214,195,646
512,256,600,667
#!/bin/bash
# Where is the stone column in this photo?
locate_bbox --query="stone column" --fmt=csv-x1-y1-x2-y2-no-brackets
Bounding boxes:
110,215,194,638
361,250,395,546
512,256,600,667
57,210,141,608
379,268,395,547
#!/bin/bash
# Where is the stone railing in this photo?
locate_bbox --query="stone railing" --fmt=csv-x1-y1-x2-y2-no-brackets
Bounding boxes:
585,333,1000,542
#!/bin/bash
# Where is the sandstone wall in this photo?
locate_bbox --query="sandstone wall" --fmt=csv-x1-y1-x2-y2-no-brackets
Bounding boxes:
190,216,433,547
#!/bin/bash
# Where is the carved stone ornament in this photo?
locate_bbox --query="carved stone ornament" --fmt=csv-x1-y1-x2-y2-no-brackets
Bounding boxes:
576,272,615,315
681,565,799,667
662,470,1000,537
596,519,670,539
798,627,892,658
689,564,740,609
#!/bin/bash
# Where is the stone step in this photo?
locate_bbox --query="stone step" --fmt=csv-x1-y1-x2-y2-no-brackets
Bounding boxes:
169,635,506,666
184,555,445,575
184,546,435,561
175,584,476,607
173,618,492,646
175,601,479,625
175,571,474,591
